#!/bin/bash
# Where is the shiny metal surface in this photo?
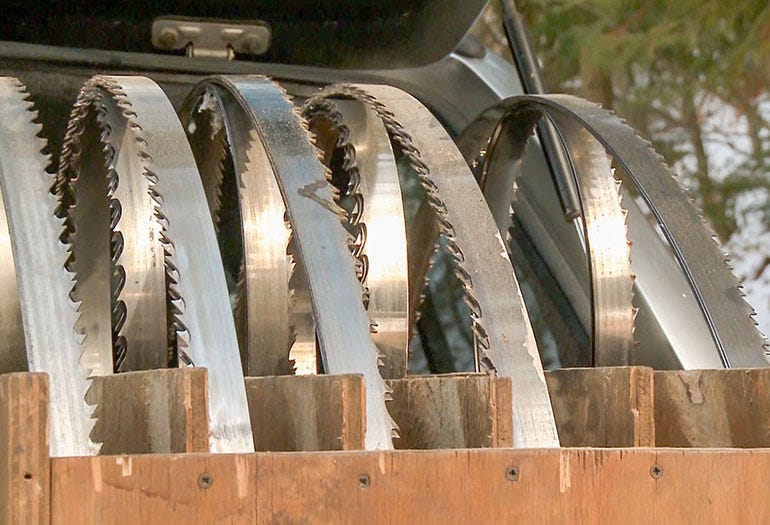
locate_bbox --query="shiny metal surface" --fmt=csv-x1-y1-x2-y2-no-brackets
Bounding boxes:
548,95,768,366
3,33,757,370
462,94,768,368
188,76,396,449
477,108,634,365
58,75,255,452
151,18,271,59
313,83,559,447
0,123,24,373
287,259,318,375
117,76,254,451
58,78,167,374
303,98,409,379
183,92,295,377
622,190,722,369
0,78,91,455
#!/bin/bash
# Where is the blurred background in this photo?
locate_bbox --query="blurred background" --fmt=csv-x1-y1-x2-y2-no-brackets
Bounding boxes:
470,0,770,336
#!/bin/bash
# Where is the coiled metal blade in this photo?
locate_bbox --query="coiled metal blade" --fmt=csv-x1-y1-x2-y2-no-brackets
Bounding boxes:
57,75,254,452
58,77,167,375
182,76,396,449
184,94,297,377
461,94,768,368
0,77,91,455
310,84,559,448
474,105,635,365
303,97,410,379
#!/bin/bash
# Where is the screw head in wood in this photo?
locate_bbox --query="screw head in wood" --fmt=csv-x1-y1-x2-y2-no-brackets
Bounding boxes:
198,472,213,489
650,464,663,479
358,474,371,488
506,466,519,481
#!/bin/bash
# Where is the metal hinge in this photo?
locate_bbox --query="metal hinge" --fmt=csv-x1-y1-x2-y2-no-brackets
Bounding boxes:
151,17,271,60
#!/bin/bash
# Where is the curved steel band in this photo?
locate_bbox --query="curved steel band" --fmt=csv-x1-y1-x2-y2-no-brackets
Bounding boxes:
315,83,559,448
58,77,168,376
189,76,396,450
479,102,635,366
58,75,254,452
302,97,410,379
182,85,298,377
0,78,91,455
469,94,768,368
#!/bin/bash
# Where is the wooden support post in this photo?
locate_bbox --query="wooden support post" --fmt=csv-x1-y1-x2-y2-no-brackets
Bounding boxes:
546,366,655,447
387,374,513,449
655,369,770,447
88,368,209,454
245,374,365,451
0,373,49,525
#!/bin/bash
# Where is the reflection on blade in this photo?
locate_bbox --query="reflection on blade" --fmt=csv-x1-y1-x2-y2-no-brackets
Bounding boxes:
58,75,254,453
182,76,396,450
309,83,559,448
303,97,410,379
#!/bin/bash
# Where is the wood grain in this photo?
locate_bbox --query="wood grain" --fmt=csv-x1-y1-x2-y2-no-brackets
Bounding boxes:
655,368,770,447
546,366,654,446
0,372,49,525
88,368,209,454
387,374,513,449
245,374,365,451
49,448,770,523
52,453,256,524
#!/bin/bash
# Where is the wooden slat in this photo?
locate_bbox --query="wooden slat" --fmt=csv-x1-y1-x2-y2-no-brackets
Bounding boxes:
50,448,770,523
655,369,770,447
546,366,654,447
88,368,209,454
387,374,513,449
51,454,257,523
0,373,49,525
245,374,365,451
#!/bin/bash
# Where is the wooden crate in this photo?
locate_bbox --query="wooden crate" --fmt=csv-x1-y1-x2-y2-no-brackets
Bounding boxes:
3,367,770,523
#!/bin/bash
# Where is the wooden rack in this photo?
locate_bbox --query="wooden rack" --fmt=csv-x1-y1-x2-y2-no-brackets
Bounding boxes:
3,366,769,523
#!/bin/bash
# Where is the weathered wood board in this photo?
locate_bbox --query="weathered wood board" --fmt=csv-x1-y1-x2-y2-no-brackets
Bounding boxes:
49,448,770,523
655,369,770,447
0,373,48,525
387,374,513,449
546,366,655,447
88,368,209,454
245,374,365,451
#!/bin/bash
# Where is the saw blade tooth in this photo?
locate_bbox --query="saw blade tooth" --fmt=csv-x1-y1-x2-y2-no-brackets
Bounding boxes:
605,147,636,362
619,163,640,351
71,78,169,373
231,260,247,366
286,226,316,376
58,88,112,380
210,129,227,227
186,100,228,227
105,82,179,370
